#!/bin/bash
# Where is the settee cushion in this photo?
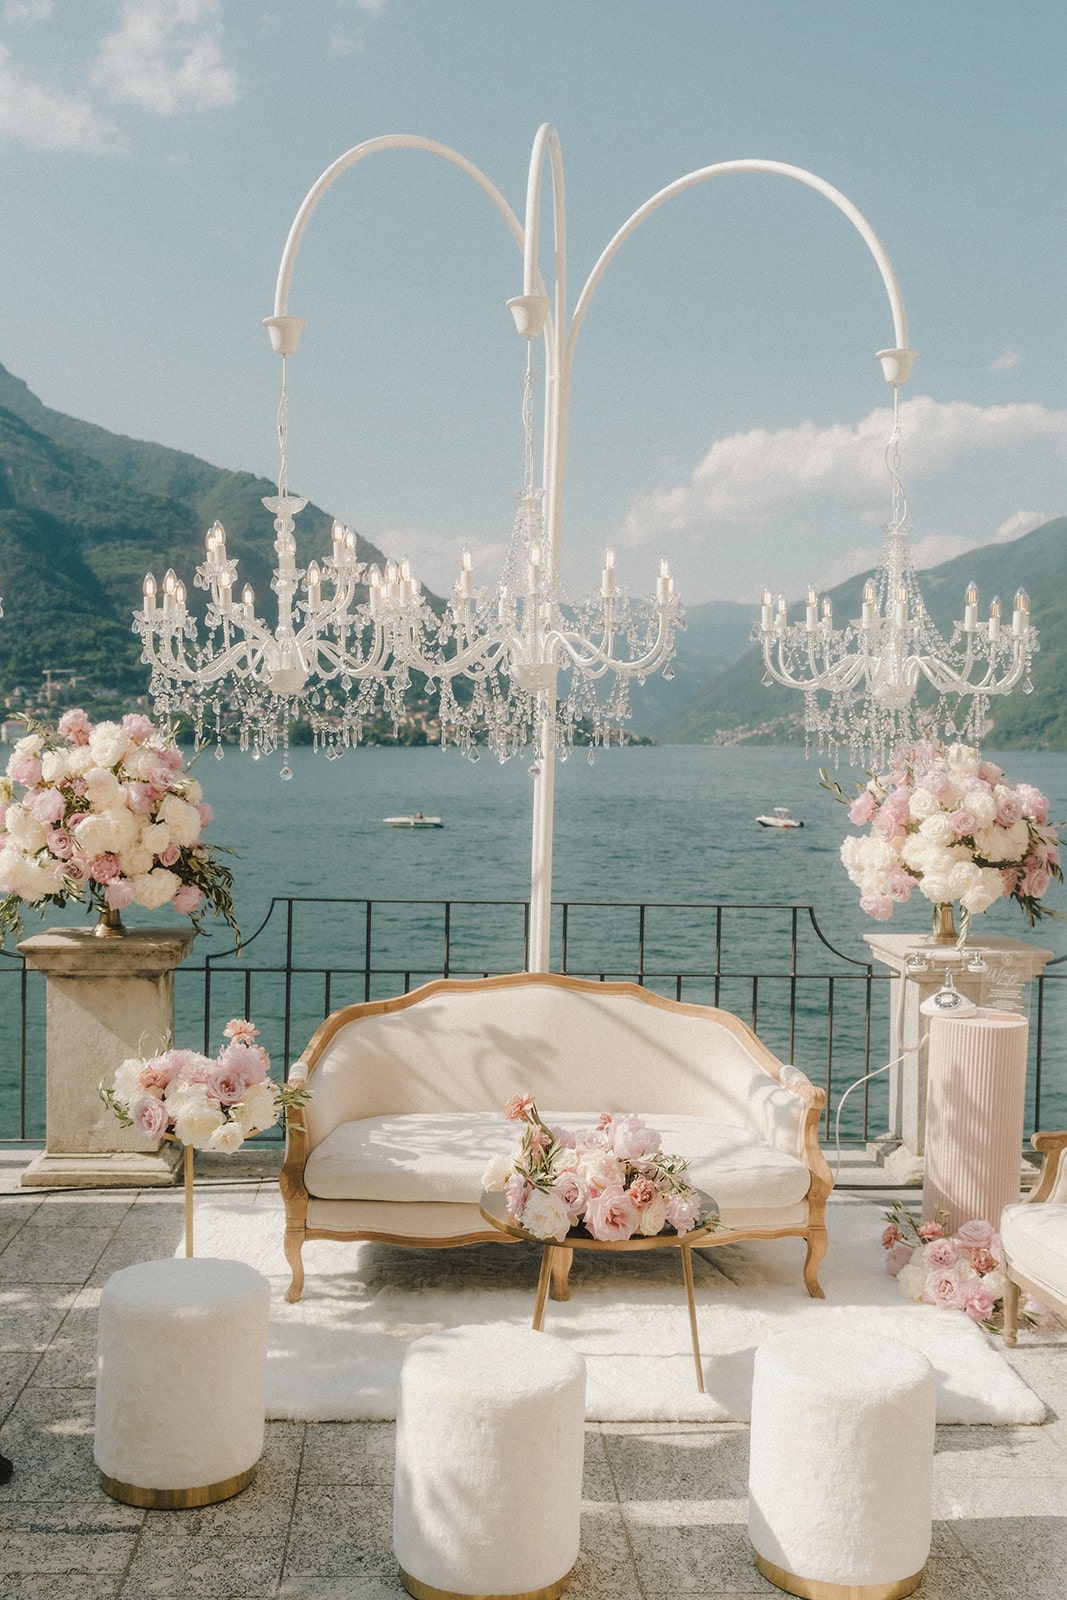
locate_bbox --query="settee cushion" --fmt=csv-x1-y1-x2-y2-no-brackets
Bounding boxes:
303,1110,812,1212
1001,1202,1067,1298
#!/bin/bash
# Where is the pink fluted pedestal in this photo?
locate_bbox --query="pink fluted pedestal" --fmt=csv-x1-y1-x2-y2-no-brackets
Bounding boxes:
922,1012,1029,1233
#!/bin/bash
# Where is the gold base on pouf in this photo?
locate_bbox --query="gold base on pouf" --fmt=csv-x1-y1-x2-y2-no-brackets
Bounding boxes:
754,1553,926,1600
398,1564,574,1600
98,1463,257,1508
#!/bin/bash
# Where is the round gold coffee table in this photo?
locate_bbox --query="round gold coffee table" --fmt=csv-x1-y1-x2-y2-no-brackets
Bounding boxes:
479,1189,717,1393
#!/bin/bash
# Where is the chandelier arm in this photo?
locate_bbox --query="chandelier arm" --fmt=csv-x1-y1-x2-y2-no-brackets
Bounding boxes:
568,158,911,373
551,613,677,678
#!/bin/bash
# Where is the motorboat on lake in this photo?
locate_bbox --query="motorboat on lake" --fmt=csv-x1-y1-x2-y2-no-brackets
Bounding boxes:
384,812,444,828
756,807,803,829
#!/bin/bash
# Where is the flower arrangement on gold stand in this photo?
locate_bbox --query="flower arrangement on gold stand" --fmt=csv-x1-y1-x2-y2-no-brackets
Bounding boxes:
0,709,239,945
99,1019,310,1255
483,1094,714,1243
824,741,1061,943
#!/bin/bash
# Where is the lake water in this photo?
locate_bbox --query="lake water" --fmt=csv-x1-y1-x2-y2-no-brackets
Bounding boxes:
5,741,1067,1140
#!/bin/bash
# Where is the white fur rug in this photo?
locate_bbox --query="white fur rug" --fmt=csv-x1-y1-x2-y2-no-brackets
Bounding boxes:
185,1194,1045,1425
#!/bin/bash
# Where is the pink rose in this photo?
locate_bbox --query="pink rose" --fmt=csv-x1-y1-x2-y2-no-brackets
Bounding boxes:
104,879,135,909
950,809,978,838
130,1093,170,1141
551,1169,589,1223
10,756,43,787
885,1242,915,1278
124,782,158,814
955,1218,996,1252
664,1190,701,1235
921,1236,960,1269
57,708,92,743
505,1174,531,1218
63,858,91,886
885,870,917,903
917,1221,944,1241
874,809,905,842
206,1068,247,1106
962,1281,996,1323
89,854,121,884
158,843,181,868
121,713,156,743
584,1184,641,1241
995,791,1023,827
47,829,73,859
1016,785,1049,825
1001,865,1022,896
607,1113,661,1162
859,894,894,922
848,790,879,825
172,884,202,914
970,1249,998,1276
922,1266,969,1309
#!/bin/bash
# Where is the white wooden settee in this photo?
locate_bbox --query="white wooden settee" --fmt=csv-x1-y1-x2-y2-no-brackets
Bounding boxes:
279,972,834,1303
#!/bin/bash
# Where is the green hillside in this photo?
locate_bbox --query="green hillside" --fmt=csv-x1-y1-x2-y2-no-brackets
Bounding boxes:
0,362,393,708
650,516,1067,749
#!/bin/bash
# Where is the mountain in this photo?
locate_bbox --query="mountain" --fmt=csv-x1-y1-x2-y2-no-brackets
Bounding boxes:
649,516,1067,749
0,362,394,704
626,598,756,732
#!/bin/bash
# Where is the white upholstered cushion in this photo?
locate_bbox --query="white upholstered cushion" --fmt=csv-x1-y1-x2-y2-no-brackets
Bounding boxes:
303,1109,811,1210
1001,1202,1067,1299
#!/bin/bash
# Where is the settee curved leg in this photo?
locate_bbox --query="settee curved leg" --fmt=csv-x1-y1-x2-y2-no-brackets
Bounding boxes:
1003,1276,1020,1347
803,1225,828,1299
550,1246,574,1301
284,1227,306,1303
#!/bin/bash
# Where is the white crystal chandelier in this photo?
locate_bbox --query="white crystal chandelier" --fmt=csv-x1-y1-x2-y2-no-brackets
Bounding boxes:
756,373,1037,766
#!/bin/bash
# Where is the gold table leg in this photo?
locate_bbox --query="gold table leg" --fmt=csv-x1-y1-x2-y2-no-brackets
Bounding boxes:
680,1242,705,1393
532,1245,554,1331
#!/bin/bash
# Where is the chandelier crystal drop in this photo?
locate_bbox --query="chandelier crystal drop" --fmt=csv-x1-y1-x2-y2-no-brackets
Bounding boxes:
755,389,1037,767
134,348,681,771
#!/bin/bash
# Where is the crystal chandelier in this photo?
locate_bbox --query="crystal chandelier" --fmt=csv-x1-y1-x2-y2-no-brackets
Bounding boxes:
756,378,1037,766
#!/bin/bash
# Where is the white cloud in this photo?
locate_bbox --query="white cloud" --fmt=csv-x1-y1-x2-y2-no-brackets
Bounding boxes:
992,347,1024,373
996,510,1047,543
92,0,239,117
0,42,124,154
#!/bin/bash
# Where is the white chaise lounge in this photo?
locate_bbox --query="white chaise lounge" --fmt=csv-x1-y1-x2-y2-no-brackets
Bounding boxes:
279,972,834,1303
1002,1130,1067,1346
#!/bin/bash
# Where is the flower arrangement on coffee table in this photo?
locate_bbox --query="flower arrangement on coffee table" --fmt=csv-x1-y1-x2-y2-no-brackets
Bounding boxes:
881,1201,1045,1335
100,1018,310,1254
483,1094,712,1244
825,741,1060,940
0,709,239,944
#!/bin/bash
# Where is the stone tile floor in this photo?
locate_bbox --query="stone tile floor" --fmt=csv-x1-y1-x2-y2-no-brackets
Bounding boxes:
1,1149,1065,1599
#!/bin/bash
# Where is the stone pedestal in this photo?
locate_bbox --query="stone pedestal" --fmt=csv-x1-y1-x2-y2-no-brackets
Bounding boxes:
18,925,197,1189
864,928,1053,1185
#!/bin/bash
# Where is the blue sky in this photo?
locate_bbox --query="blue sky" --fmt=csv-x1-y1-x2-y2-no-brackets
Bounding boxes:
0,0,1063,609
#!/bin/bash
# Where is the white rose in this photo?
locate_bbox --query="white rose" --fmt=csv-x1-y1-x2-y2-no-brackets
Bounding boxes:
233,1081,280,1135
131,868,181,909
982,1268,1008,1300
40,751,69,784
896,1260,928,1302
140,822,172,856
637,1194,669,1236
481,1153,512,1192
12,734,43,757
960,868,1004,916
919,813,956,849
519,1187,573,1242
207,1119,246,1154
119,845,154,878
122,746,158,780
87,723,130,769
158,795,202,848
110,1057,145,1107
172,1099,225,1150
84,768,122,809
908,787,939,821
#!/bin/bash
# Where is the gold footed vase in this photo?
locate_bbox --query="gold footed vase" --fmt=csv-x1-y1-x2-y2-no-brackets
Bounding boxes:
93,904,126,938
930,902,958,944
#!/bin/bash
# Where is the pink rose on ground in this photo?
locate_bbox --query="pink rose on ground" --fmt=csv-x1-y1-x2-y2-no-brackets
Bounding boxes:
962,1281,997,1323
969,1249,999,1277
885,1242,915,1278
664,1190,701,1234
104,879,136,910
584,1184,641,1241
172,884,202,914
922,1267,969,1310
130,1093,170,1140
917,1221,944,1241
955,1219,997,1252
505,1094,535,1122
921,1237,960,1269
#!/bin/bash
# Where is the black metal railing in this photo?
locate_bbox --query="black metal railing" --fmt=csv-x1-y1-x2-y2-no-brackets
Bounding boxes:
3,898,1065,1149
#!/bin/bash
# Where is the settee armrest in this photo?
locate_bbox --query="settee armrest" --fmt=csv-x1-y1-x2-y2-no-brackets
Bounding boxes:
1028,1131,1067,1205
777,1063,833,1203
280,1060,311,1215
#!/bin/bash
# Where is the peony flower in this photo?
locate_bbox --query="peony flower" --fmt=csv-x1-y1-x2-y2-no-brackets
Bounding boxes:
207,1119,246,1154
104,878,136,910
57,708,92,743
130,867,181,909
157,794,202,848
232,1080,280,1136
606,1113,661,1162
482,1153,512,1192
859,894,894,921
961,1280,997,1323
121,713,156,744
520,1187,573,1243
170,1097,225,1150
636,1193,669,1236
895,1260,929,1302
921,1237,959,1269
885,1242,915,1278
922,1266,970,1310
172,884,202,914
664,1190,702,1234
630,1176,660,1209
577,1148,624,1195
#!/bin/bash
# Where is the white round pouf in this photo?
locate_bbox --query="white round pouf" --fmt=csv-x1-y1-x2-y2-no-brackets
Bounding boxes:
95,1257,270,1508
748,1329,935,1600
393,1323,586,1600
